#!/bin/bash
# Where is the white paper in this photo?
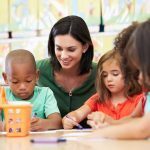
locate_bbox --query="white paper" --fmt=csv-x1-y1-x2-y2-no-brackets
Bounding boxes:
30,130,57,134
62,132,91,137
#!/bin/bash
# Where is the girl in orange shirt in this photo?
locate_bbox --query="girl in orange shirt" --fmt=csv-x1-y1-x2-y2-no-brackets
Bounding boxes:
62,50,144,129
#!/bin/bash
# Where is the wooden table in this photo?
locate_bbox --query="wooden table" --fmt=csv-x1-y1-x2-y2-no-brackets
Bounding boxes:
1,129,150,150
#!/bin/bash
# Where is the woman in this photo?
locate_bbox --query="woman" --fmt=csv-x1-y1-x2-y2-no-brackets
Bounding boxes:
36,16,97,122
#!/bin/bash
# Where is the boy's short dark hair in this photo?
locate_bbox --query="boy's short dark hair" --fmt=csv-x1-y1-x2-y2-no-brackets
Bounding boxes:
5,49,36,73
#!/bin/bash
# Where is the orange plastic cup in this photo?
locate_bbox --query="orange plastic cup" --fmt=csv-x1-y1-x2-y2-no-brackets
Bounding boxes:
2,101,32,137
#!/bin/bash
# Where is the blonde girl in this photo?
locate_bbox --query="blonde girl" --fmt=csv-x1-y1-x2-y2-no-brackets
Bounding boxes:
62,50,144,129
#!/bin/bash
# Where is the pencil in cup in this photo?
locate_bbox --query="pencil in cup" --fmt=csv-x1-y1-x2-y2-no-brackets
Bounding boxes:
65,115,83,129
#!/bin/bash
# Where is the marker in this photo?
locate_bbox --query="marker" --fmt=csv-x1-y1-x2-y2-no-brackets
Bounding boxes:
65,115,83,129
30,138,66,143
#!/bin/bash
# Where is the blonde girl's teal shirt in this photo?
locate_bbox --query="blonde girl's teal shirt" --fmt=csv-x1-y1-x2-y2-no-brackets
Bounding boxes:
4,86,60,118
144,92,150,113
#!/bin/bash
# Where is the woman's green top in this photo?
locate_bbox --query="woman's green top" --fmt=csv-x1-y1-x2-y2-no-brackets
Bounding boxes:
36,58,97,117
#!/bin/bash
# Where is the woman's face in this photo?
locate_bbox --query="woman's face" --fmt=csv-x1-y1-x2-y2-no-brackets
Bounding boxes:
54,34,87,71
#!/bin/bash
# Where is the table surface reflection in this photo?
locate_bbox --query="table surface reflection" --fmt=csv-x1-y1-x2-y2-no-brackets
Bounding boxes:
1,129,150,150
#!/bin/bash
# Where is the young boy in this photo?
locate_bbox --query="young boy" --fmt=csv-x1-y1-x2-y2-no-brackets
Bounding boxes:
1,49,62,131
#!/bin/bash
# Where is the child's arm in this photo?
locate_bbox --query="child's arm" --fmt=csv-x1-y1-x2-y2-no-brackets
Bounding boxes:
108,99,144,125
62,105,91,129
87,111,110,129
106,99,144,125
30,113,62,131
62,93,98,129
87,112,150,139
87,99,144,129
87,112,133,129
30,87,63,131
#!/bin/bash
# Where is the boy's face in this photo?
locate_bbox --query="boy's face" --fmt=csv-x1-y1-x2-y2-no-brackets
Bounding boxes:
3,62,39,100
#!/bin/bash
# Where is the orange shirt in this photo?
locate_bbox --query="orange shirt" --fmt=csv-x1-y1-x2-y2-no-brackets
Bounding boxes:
85,93,145,120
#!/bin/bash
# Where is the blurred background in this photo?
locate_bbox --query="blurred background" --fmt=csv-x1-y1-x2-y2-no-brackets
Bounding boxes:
0,0,150,83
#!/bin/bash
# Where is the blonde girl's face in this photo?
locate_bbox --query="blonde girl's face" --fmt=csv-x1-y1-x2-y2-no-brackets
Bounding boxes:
101,59,125,94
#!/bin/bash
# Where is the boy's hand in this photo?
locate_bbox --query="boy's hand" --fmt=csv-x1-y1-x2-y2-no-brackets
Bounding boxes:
31,117,39,123
30,117,45,131
31,113,62,131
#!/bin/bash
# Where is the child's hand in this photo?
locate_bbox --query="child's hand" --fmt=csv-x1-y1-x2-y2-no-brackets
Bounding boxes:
87,119,108,129
87,112,109,129
62,116,77,129
31,117,39,123
30,117,45,131
87,111,106,122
